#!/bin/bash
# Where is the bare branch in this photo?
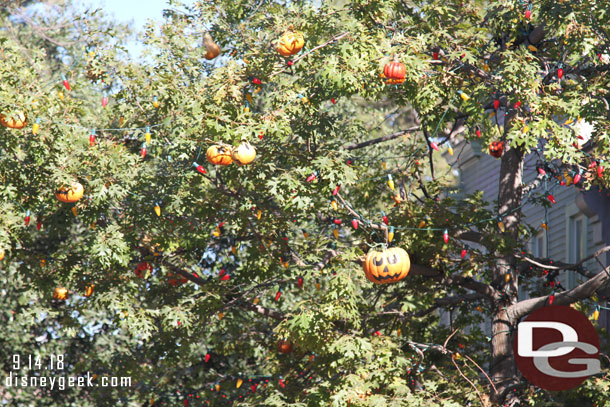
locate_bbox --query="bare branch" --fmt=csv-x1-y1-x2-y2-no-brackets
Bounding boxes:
345,127,419,150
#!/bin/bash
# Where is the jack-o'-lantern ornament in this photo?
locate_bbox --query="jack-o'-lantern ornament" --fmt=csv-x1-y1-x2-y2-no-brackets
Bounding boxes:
231,141,256,165
276,28,305,57
55,182,84,203
383,56,406,85
0,111,27,129
134,262,152,278
277,340,293,354
203,33,221,60
53,287,68,300
489,141,504,158
206,145,233,165
363,247,410,284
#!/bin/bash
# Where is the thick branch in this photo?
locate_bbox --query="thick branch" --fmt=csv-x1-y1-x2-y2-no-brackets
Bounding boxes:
509,265,610,320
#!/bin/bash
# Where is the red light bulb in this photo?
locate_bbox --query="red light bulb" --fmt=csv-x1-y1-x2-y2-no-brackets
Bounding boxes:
352,219,358,229
443,229,449,244
461,249,467,259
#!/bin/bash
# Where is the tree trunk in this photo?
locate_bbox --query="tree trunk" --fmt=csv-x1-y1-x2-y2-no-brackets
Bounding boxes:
490,124,524,402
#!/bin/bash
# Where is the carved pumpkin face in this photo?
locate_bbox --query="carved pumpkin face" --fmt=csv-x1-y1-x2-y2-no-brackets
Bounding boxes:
53,287,68,300
489,141,504,158
0,111,27,129
363,247,410,284
276,30,305,57
231,142,256,165
134,261,152,278
206,145,233,165
203,33,221,60
277,340,293,354
383,61,406,84
55,182,84,203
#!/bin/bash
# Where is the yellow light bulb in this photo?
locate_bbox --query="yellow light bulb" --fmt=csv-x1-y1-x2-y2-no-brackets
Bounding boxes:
236,378,243,388
153,100,160,109
593,309,600,321
505,273,511,282
253,297,259,304
418,220,426,228
145,132,151,144
215,384,220,392
246,94,253,104
382,161,387,170
302,97,309,104
218,312,224,320
331,200,338,210
388,230,394,243
257,209,262,220
541,223,548,230
498,221,505,232
32,123,40,135
388,179,395,191
40,259,46,267
333,228,339,239
58,90,64,100
448,146,454,156
244,106,250,113
316,282,321,290
154,205,161,216
213,227,221,237
396,328,402,337
459,92,469,101
71,207,78,216
231,246,237,255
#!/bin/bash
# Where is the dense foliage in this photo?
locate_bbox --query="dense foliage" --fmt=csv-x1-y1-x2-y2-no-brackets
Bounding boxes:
1,0,610,406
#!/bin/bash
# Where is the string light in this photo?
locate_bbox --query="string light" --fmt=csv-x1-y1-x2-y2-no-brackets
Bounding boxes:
32,118,40,135
89,129,96,146
154,203,161,217
306,172,317,182
387,174,394,190
102,92,108,107
352,219,358,229
330,199,338,210
61,74,70,91
460,248,467,259
192,162,206,174
141,143,147,158
443,229,449,244
145,126,151,144
24,210,30,226
388,226,395,243
153,96,159,108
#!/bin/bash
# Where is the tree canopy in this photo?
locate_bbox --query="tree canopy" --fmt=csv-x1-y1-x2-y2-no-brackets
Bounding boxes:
1,0,610,406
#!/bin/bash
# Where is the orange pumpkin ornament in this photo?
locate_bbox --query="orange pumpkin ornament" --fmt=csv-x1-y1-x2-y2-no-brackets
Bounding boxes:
363,247,410,284
0,111,27,129
231,141,256,165
55,182,84,203
489,141,504,158
53,287,68,300
203,33,221,60
206,145,233,165
84,285,94,297
277,340,293,354
276,28,305,57
383,56,406,85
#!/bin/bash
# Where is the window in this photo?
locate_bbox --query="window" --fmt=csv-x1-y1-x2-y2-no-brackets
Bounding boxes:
531,231,546,258
568,215,586,289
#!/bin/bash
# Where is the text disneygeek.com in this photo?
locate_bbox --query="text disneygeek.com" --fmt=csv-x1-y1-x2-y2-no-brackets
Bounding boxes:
5,372,131,390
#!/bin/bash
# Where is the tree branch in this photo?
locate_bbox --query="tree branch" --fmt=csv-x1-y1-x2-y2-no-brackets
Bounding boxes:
345,127,419,150
509,264,610,320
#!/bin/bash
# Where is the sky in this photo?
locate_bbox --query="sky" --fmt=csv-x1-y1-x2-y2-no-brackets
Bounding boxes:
77,0,190,57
